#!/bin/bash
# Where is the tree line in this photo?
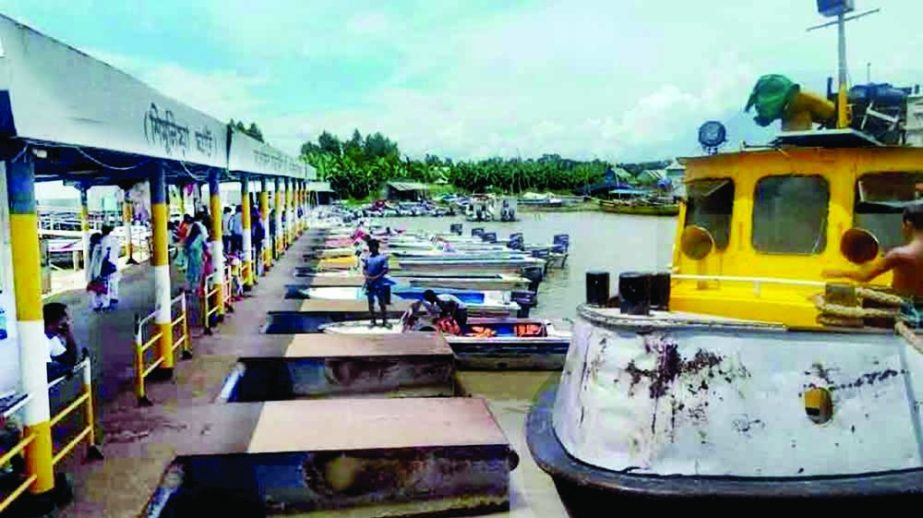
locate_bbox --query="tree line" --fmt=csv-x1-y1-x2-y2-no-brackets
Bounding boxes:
298,129,645,200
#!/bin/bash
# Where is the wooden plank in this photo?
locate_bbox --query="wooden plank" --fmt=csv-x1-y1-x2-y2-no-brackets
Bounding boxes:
285,332,452,358
247,397,507,453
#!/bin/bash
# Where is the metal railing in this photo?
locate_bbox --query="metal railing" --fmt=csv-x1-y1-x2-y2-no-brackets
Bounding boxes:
134,293,191,406
201,272,220,335
672,274,825,297
0,360,101,513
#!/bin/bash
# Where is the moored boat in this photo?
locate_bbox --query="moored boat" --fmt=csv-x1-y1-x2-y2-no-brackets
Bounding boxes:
529,63,923,503
322,317,570,370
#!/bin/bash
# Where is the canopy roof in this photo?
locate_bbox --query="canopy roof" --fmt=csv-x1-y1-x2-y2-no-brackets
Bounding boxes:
387,181,429,192
0,15,309,186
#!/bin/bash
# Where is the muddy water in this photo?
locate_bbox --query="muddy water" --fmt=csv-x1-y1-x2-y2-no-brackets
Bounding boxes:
381,212,676,516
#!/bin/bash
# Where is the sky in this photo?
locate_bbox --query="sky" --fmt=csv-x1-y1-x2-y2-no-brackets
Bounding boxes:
1,0,921,165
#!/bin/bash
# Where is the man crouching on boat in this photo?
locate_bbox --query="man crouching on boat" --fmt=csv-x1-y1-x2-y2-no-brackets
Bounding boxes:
824,204,923,298
406,289,468,334
362,239,391,327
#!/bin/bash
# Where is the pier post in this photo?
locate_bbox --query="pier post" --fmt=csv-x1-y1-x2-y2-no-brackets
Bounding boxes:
79,183,90,270
122,186,137,264
274,177,283,257
260,177,270,272
285,177,293,246
150,165,174,375
240,174,253,289
7,155,55,500
209,171,226,318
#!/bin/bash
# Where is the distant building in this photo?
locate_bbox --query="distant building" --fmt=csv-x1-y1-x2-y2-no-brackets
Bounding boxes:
385,181,429,202
574,167,633,196
306,181,336,205
665,159,686,196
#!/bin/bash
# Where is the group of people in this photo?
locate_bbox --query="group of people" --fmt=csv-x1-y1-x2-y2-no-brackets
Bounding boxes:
355,231,467,331
172,203,270,297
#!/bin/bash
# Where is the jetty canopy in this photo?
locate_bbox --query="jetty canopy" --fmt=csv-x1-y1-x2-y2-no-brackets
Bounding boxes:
386,181,429,201
0,14,311,186
227,127,316,181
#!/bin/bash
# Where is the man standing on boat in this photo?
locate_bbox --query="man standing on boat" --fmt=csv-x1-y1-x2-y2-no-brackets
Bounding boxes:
362,239,391,327
824,204,923,298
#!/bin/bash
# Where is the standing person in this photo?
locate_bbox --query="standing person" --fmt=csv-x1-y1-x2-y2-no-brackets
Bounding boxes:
99,224,120,309
184,222,206,294
230,205,244,254
221,207,233,254
85,232,108,311
268,209,277,256
252,206,265,276
362,239,391,327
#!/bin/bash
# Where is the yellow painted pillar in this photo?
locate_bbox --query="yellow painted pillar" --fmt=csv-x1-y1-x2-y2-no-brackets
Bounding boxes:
286,178,294,245
240,175,253,288
260,178,270,272
7,156,55,497
79,184,90,270
123,188,137,265
150,166,174,374
209,172,226,317
274,177,283,257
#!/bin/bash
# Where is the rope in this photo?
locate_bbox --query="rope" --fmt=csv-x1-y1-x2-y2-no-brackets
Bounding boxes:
896,321,923,355
813,299,899,319
856,287,905,307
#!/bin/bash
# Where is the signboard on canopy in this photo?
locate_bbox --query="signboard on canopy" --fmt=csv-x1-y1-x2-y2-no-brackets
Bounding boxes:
0,15,228,169
228,129,315,180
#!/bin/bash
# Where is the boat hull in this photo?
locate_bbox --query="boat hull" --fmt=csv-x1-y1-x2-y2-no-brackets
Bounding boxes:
541,303,923,496
528,385,923,506
597,199,678,216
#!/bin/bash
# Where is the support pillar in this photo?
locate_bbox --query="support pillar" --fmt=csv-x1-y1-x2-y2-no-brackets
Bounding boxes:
209,172,226,317
274,177,283,257
285,178,294,245
123,188,137,265
150,166,174,375
240,175,253,289
79,184,90,270
260,178,270,272
7,156,55,500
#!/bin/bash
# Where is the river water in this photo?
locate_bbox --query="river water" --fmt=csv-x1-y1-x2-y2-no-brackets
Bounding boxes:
380,211,677,516
387,211,677,319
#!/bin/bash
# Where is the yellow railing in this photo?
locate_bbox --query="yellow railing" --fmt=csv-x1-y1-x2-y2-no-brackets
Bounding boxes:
202,272,220,334
134,293,190,405
0,360,101,513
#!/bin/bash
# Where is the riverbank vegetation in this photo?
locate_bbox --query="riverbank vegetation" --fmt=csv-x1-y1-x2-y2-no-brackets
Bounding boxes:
299,129,667,200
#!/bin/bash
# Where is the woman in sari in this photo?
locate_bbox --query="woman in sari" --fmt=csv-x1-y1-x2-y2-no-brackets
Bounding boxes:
184,222,206,293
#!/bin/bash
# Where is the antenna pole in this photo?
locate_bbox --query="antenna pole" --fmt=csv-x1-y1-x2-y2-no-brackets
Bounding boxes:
836,13,848,128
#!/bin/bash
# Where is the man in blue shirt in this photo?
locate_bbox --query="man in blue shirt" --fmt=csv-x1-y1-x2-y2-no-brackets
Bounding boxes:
362,239,390,327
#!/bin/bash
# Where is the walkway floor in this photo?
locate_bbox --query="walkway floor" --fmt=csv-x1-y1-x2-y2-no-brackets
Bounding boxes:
48,233,566,517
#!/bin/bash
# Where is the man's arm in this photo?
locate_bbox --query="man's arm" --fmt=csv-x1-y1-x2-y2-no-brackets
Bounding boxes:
823,253,897,283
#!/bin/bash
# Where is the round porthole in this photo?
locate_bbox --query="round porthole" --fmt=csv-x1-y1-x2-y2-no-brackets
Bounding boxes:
804,387,833,424
680,225,714,260
840,227,880,264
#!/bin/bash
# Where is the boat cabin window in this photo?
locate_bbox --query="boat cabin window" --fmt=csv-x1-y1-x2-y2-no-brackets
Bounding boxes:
752,175,829,254
684,179,733,250
854,172,923,250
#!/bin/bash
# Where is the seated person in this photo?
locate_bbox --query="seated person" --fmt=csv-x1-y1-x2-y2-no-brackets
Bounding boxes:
43,303,83,381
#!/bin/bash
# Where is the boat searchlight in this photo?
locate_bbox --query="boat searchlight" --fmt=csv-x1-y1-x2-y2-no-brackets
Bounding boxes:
680,225,714,260
840,227,879,264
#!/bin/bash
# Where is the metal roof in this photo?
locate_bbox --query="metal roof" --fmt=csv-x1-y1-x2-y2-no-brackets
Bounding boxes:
387,181,429,191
